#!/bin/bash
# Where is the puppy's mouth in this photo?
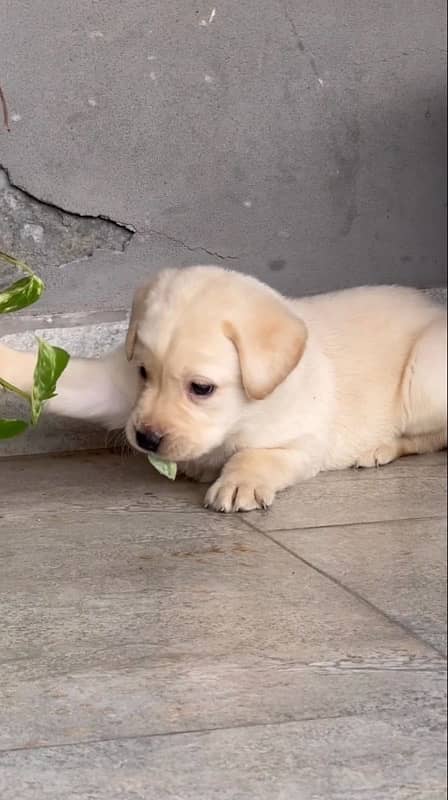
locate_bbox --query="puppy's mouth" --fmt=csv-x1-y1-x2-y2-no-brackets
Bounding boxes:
125,420,210,462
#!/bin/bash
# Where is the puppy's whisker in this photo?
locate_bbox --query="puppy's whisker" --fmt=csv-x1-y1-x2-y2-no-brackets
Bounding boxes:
116,429,134,461
104,429,135,464
105,428,123,450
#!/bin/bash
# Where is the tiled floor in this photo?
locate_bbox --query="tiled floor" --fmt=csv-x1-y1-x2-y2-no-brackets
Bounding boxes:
0,450,446,799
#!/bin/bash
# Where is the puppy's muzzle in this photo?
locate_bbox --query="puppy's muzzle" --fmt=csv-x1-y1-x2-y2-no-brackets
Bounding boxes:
135,427,164,453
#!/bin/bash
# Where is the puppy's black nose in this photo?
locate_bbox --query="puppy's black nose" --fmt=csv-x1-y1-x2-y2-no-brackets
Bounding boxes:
135,428,163,452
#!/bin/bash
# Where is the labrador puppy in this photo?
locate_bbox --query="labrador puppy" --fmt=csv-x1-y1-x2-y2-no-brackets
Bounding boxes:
1,266,446,511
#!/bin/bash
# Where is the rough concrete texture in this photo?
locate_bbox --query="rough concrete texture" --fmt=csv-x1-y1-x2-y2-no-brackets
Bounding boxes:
0,168,133,277
0,0,446,318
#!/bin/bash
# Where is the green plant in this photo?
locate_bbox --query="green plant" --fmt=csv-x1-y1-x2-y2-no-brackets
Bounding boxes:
0,251,70,439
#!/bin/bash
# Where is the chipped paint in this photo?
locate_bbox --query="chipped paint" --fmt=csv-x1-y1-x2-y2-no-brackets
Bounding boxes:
199,7,216,26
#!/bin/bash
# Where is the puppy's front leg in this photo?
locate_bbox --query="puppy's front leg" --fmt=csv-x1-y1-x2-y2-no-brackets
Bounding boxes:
0,344,138,429
204,442,322,513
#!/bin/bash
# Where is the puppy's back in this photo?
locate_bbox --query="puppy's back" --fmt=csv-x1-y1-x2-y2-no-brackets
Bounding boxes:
295,285,444,363
294,286,445,451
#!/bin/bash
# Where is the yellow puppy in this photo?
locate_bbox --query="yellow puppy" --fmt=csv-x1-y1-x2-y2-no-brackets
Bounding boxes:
1,266,446,512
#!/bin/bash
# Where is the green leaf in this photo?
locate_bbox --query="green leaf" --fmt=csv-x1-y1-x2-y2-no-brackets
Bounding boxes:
0,275,44,313
0,419,28,439
147,454,177,480
31,339,70,425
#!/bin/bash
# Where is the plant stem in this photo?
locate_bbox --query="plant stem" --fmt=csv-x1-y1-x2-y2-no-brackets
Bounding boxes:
0,251,34,276
0,376,31,401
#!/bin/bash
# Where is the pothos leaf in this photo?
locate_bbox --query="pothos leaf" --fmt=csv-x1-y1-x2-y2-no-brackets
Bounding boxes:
0,253,64,439
0,251,43,313
0,419,28,439
147,454,177,480
0,274,44,313
31,339,70,425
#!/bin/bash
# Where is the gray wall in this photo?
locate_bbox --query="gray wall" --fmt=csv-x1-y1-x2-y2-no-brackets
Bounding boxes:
1,0,447,316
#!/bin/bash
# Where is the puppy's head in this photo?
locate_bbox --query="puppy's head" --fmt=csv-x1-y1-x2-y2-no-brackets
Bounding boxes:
125,266,307,461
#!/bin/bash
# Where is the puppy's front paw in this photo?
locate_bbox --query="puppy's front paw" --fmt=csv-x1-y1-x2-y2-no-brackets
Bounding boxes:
204,474,274,513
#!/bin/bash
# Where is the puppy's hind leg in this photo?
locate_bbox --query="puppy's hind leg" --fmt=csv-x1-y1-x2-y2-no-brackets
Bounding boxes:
355,429,446,468
401,314,447,438
356,316,447,469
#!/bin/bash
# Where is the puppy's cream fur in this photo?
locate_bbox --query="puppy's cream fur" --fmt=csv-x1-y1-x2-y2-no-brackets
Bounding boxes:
1,266,446,511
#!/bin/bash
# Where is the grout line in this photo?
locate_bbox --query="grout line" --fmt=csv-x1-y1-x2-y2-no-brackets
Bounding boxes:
241,514,447,536
249,526,447,660
0,706,415,756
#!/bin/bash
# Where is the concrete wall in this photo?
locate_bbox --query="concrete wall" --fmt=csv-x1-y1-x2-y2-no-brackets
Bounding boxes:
1,0,446,314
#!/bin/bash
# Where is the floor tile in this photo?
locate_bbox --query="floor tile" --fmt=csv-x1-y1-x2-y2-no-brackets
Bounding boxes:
246,453,447,531
0,712,445,800
2,451,445,525
0,450,205,515
270,516,447,654
1,509,443,750
1,450,445,797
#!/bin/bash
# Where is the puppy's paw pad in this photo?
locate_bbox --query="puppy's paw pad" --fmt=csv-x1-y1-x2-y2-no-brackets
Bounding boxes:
204,478,274,513
355,444,398,469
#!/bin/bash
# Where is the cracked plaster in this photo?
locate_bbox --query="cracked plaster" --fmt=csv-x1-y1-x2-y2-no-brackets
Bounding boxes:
0,166,133,276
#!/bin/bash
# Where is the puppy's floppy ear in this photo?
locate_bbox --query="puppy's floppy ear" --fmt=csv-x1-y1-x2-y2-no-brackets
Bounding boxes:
126,282,154,361
223,296,307,400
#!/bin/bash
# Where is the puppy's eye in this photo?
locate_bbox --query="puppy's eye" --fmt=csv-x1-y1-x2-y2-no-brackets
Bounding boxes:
190,382,215,397
139,365,148,381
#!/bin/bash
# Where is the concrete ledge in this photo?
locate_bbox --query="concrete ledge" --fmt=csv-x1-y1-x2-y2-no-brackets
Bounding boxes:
1,289,446,456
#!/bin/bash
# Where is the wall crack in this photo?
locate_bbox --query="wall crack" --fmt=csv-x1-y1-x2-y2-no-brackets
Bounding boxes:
278,0,323,84
143,228,239,261
0,164,239,272
0,163,134,274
